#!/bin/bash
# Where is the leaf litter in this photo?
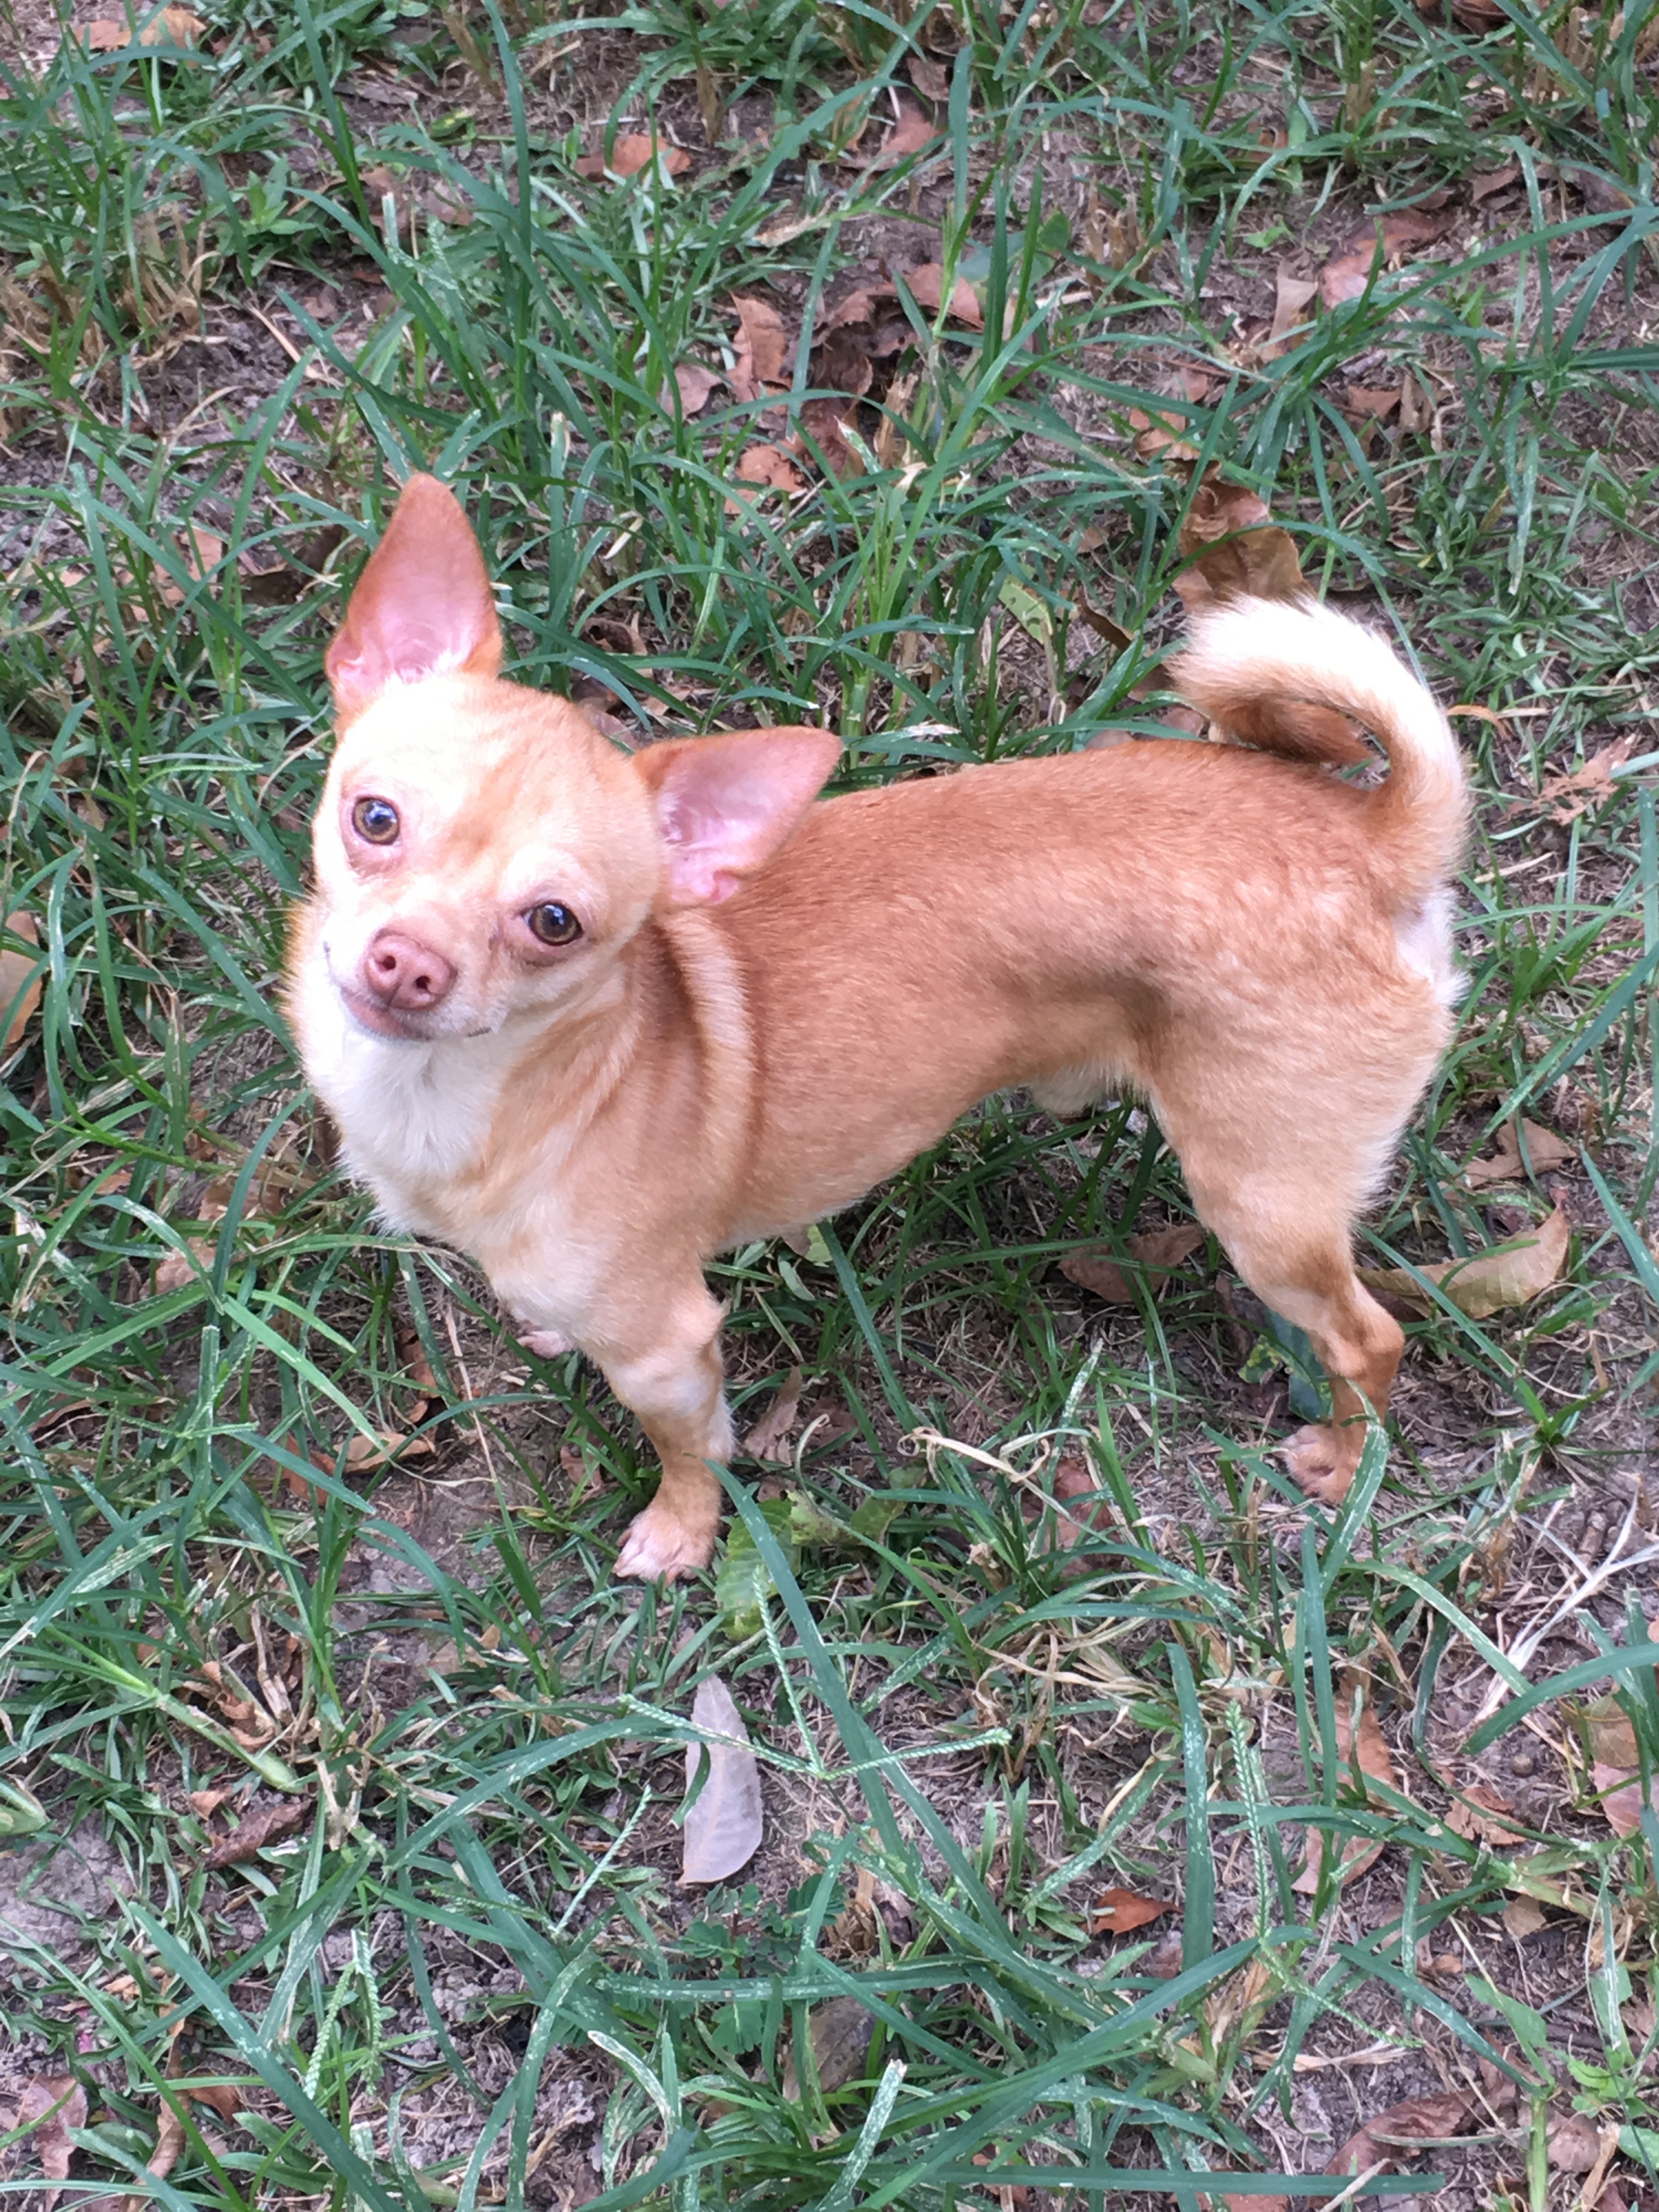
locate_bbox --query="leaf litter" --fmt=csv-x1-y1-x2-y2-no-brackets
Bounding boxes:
681,1675,763,1883
1359,1204,1571,1320
1293,1669,1398,1892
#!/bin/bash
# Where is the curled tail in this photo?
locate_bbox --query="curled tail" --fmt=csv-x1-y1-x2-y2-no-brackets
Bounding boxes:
1170,595,1469,906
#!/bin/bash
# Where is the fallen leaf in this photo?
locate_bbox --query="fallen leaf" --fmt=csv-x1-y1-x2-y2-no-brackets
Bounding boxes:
1294,1669,1397,1892
682,1674,763,1883
1144,1925,1185,1977
2,910,42,1051
1358,1204,1571,1321
1321,205,1457,308
1450,0,1506,24
575,133,690,180
187,1788,231,1819
16,2076,87,2211
1503,1895,1547,1938
146,2091,187,2187
798,396,862,479
1533,732,1644,823
856,95,934,170
668,362,721,415
188,2080,254,2124
1460,1118,1577,1188
1173,472,1307,610
154,1234,213,1295
781,1996,874,2098
1548,2113,1604,2175
902,261,982,328
1345,384,1402,419
1088,1887,1170,1935
1127,406,1197,463
1471,160,1522,202
1583,1697,1650,1838
906,52,950,100
1445,1782,1528,1846
147,6,202,41
204,1797,309,1869
1204,1954,1273,2042
1327,2089,1476,2179
1060,1223,1206,1304
744,1366,804,1462
729,444,806,502
728,294,789,403
1267,267,1317,351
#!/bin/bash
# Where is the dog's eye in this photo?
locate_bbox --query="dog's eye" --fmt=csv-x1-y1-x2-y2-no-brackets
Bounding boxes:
351,796,400,845
526,901,582,947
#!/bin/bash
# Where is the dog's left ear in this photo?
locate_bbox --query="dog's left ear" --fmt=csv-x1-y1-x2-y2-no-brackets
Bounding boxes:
633,726,842,905
325,473,503,722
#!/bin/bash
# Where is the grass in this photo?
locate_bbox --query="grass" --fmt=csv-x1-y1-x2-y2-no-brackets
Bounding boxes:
1,0,1658,2204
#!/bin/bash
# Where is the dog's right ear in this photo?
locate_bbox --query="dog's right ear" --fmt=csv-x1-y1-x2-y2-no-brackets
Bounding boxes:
325,474,503,723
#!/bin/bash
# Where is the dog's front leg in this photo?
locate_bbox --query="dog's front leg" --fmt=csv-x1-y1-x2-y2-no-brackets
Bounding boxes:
592,1285,733,1581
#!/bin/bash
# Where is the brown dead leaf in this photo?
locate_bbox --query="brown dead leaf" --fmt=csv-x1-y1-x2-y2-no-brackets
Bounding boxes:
1345,384,1402,420
798,397,863,479
1502,1894,1547,1938
1294,1670,1397,1892
187,1788,231,1820
1460,1118,1577,1188
668,362,722,416
203,1796,309,1870
903,261,982,328
575,133,690,180
1267,267,1317,351
1583,1697,1649,1838
1060,1223,1205,1305
744,1365,803,1462
727,444,806,506
729,294,789,403
1173,472,1307,609
1472,160,1522,202
906,51,950,99
1321,205,1458,308
1450,0,1506,25
1533,732,1643,824
188,2079,254,2124
2,910,42,1052
1327,2088,1476,2179
856,96,934,170
781,1996,875,2099
1445,1781,1528,1846
84,5,201,46
154,1234,213,1295
1088,1887,1170,1935
16,2076,87,2210
1547,2113,1605,2175
1127,407,1197,464
1358,1204,1571,1321
1204,1954,1273,2042
312,1425,435,1475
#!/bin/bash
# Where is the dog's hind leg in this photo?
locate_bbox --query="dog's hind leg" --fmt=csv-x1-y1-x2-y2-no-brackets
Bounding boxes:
1155,1103,1408,1504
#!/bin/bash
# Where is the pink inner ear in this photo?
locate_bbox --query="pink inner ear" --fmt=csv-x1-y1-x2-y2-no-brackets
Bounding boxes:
636,726,843,906
325,475,503,720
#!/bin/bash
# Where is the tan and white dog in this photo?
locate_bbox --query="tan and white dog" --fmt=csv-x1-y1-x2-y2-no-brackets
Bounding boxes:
287,473,1466,1578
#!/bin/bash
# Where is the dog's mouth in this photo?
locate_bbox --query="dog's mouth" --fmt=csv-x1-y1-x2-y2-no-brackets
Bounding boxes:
335,977,438,1044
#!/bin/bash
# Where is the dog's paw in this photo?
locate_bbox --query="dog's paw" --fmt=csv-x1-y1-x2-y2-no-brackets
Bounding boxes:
520,1327,573,1360
1279,1423,1359,1507
616,1501,718,1582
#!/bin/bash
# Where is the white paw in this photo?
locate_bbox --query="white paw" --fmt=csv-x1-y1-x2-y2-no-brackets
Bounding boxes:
520,1327,573,1359
615,1502,717,1583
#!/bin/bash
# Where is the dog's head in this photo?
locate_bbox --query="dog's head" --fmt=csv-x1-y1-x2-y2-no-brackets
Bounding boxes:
305,475,840,1045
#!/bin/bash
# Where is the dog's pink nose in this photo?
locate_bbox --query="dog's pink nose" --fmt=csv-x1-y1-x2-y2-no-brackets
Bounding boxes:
363,928,454,1011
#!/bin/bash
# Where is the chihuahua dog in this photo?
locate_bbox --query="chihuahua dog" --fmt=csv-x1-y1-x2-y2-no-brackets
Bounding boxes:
287,473,1466,1579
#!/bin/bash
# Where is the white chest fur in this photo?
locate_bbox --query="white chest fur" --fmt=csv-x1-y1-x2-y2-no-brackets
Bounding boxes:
301,974,507,1232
